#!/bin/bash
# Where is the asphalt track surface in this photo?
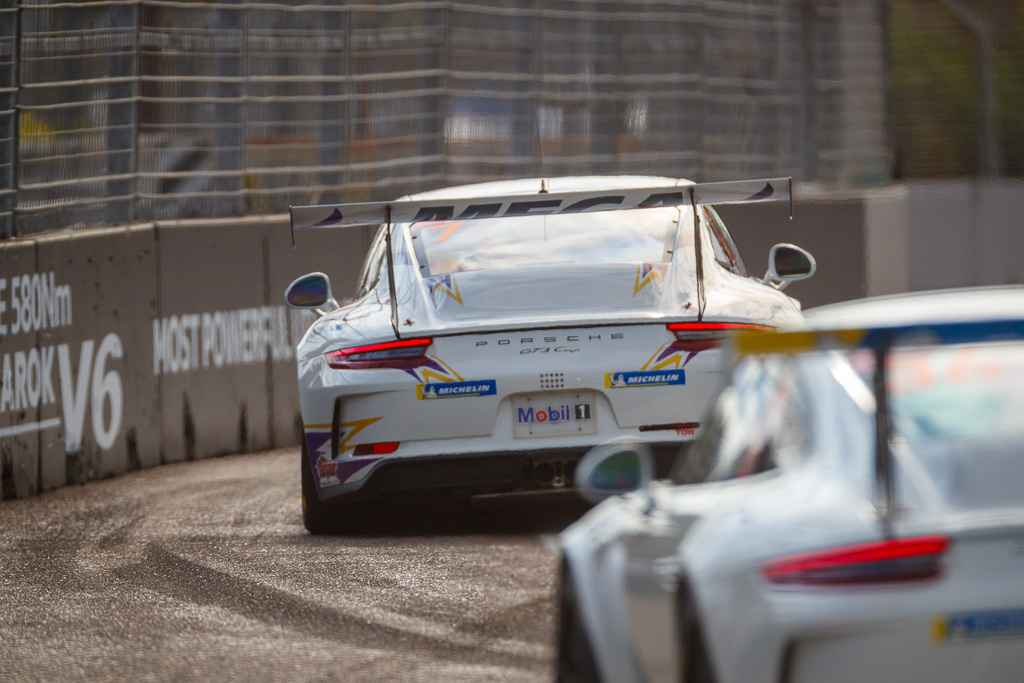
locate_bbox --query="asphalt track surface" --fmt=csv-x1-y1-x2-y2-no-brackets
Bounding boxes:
0,448,593,681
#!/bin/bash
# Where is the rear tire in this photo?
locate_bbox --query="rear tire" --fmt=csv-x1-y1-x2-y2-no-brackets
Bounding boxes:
300,441,394,535
300,440,334,535
557,560,602,683
677,583,718,683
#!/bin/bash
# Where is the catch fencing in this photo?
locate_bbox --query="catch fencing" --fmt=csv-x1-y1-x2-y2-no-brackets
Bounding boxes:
0,0,890,239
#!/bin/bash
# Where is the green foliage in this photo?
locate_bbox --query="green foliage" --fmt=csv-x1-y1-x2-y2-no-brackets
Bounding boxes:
996,4,1024,176
890,0,1024,178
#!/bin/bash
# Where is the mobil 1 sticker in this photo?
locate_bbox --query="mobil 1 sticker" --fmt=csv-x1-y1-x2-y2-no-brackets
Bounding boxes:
512,392,598,438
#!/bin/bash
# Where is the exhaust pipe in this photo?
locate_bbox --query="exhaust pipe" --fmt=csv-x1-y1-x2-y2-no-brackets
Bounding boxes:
563,459,577,484
533,462,556,486
532,459,578,488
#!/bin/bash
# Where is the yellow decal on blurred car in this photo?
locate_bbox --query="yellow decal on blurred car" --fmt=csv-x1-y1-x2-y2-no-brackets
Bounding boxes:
734,328,866,356
932,609,1024,643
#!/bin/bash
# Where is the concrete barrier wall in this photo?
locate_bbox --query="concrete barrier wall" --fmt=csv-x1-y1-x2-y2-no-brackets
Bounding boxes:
0,217,368,499
35,227,162,489
717,193,869,309
903,180,1024,291
0,240,39,499
720,179,1024,308
2,179,1022,499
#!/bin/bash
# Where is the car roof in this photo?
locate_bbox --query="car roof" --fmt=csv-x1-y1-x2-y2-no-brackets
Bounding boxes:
401,175,690,201
802,286,1024,331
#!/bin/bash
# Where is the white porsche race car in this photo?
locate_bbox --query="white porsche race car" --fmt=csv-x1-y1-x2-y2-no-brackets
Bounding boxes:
558,287,1024,683
285,176,815,533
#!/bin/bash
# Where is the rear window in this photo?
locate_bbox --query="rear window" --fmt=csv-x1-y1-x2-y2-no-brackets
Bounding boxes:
885,342,1024,510
408,207,681,277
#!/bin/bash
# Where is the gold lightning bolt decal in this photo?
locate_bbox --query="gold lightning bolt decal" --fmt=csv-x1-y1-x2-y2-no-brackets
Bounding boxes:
336,416,384,454
641,341,685,371
633,263,666,297
429,276,463,305
305,416,384,456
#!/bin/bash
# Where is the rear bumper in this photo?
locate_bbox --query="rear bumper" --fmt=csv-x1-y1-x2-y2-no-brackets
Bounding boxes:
700,534,1024,683
316,443,685,505
298,323,725,464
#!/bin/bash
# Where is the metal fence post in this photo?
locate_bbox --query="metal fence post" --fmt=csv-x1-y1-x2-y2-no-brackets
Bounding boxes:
938,0,1000,177
343,7,353,197
317,5,343,199
104,1,137,226
799,0,820,182
589,2,622,174
511,0,535,172
440,4,451,187
214,0,244,216
0,5,19,239
695,3,707,181
418,5,445,187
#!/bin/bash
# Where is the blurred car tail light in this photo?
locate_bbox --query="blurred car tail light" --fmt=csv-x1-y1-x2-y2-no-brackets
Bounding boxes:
327,338,432,369
764,536,949,585
352,442,400,456
666,322,772,351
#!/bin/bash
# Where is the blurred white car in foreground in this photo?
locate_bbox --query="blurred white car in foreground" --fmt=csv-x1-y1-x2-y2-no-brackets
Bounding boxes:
284,176,814,533
559,286,1024,683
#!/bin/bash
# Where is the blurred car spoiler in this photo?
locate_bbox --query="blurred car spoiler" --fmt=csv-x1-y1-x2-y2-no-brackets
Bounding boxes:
732,318,1024,356
732,317,1024,539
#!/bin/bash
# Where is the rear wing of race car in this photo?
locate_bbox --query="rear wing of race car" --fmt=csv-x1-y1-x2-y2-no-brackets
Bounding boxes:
287,175,791,338
289,176,792,237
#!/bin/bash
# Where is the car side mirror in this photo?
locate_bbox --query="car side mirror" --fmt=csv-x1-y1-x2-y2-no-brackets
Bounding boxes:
576,441,654,504
763,243,816,290
284,272,339,313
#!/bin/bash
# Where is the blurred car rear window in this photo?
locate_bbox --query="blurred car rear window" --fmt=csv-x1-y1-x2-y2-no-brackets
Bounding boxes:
887,343,1024,510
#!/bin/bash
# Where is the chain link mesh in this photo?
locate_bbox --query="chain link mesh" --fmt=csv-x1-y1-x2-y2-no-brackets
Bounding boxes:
3,0,892,238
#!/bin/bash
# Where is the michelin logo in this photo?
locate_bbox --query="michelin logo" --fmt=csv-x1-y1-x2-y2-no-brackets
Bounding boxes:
417,379,497,399
605,370,685,388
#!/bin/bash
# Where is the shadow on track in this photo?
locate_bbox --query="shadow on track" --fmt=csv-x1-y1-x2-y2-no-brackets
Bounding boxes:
311,489,595,538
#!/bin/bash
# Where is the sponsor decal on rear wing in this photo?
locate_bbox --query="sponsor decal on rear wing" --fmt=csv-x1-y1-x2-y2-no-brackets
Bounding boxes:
288,176,792,237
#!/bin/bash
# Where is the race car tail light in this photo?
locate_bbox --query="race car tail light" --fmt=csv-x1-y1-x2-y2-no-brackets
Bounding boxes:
763,535,950,586
327,338,432,369
352,442,400,456
667,322,773,352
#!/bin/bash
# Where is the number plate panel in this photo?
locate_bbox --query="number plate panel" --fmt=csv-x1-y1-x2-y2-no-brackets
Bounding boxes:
512,392,598,438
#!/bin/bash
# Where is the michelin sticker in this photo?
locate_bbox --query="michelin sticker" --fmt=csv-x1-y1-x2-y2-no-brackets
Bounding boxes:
417,380,496,399
605,370,685,389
